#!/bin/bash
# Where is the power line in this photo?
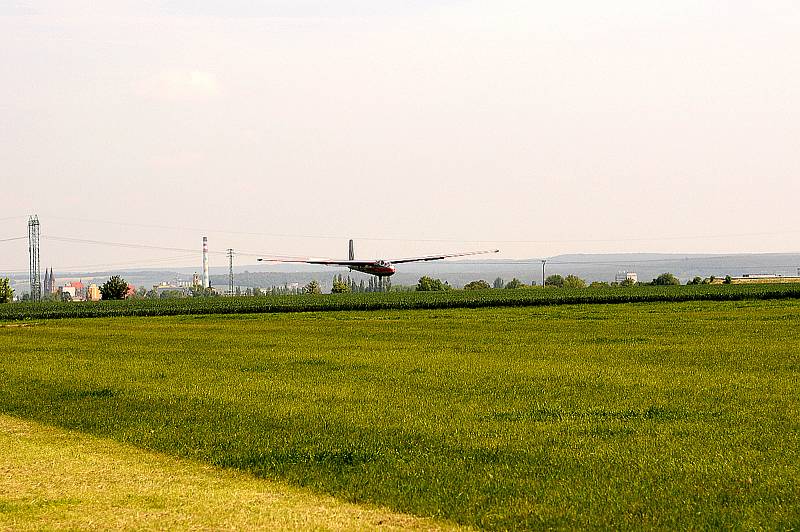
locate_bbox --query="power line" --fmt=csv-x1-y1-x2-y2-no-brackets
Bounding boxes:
43,235,210,255
43,214,800,245
56,254,200,272
41,235,306,260
34,234,800,269
0,236,26,243
0,253,199,275
470,256,745,266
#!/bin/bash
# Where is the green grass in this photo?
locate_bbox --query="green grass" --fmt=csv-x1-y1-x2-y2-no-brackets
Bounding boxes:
4,282,800,320
0,415,458,530
1,300,799,529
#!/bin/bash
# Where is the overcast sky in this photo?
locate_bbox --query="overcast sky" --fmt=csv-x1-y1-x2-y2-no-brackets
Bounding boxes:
2,1,799,272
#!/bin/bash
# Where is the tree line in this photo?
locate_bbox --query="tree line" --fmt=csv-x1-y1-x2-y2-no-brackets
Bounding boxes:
0,271,737,303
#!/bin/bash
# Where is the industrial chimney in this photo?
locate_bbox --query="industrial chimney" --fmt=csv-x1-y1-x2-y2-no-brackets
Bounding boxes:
202,236,209,288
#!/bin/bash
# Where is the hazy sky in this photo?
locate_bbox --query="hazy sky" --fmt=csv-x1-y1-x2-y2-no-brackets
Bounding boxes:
2,1,799,272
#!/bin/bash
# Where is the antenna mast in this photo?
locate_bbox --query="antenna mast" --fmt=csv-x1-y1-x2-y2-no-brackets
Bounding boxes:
28,215,41,301
541,259,547,287
227,248,234,296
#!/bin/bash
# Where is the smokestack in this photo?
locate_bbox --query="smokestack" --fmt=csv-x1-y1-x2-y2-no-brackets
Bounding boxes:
202,236,209,288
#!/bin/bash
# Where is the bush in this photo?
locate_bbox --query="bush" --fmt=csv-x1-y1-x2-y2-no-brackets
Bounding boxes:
464,280,491,290
653,273,680,286
304,281,322,294
562,275,586,289
417,276,450,292
545,275,564,288
331,280,350,294
504,278,525,289
0,278,13,303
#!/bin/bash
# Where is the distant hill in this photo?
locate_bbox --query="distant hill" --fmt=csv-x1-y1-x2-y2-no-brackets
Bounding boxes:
5,253,800,293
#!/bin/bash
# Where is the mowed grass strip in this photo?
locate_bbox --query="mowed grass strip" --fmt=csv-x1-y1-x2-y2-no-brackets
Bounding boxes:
1,300,799,529
0,414,460,531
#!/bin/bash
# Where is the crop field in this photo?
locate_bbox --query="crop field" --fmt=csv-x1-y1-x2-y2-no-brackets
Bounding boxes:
3,282,800,320
1,300,799,529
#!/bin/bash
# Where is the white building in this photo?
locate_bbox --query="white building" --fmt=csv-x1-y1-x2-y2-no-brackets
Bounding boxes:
615,271,638,283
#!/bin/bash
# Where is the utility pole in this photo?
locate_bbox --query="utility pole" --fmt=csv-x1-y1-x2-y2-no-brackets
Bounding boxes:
28,215,41,301
541,259,547,287
227,248,234,296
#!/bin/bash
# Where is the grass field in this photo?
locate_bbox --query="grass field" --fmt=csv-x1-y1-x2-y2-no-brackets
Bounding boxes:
1,300,799,529
0,414,457,530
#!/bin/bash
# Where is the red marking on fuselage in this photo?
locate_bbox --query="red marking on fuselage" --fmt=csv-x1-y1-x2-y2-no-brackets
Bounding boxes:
350,263,396,277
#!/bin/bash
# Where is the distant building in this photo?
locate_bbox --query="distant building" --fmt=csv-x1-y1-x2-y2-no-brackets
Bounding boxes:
87,284,101,301
615,271,638,283
60,280,85,301
43,268,56,294
152,282,189,297
711,274,800,285
60,285,77,300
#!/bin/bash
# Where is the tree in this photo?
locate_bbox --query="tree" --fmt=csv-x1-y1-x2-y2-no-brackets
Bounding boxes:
416,276,450,291
159,290,186,299
331,279,351,293
505,278,525,289
190,285,214,297
492,277,505,289
686,276,703,286
304,280,322,294
652,273,680,286
464,280,490,290
60,291,73,302
42,290,59,302
724,275,733,284
620,277,636,287
100,275,128,300
0,278,13,303
562,275,586,289
544,274,564,288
